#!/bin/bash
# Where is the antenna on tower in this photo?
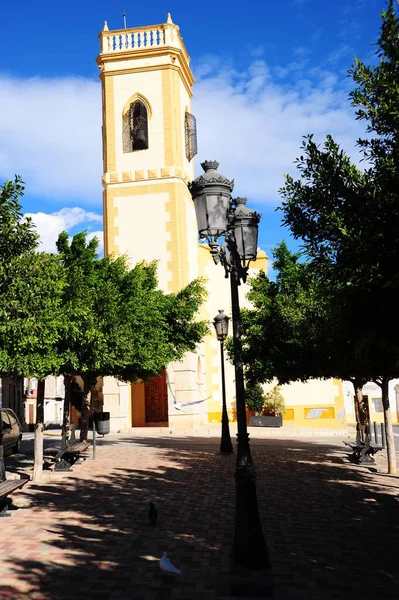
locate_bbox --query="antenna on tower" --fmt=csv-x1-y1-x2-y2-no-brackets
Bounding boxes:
123,10,127,29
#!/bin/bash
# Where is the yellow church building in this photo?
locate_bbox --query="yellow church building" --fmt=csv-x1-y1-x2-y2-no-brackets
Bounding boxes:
96,14,347,433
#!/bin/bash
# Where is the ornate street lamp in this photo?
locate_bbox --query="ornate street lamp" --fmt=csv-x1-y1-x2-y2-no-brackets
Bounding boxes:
190,161,270,569
213,309,233,455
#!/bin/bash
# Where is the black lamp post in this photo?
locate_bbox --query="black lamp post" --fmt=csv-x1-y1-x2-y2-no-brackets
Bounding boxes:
213,309,233,455
0,418,5,483
190,160,270,569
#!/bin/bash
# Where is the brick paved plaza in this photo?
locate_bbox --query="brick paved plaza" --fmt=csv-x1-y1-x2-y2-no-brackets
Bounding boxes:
1,431,398,599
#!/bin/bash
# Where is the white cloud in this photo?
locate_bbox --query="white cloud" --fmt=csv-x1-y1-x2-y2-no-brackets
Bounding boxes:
0,76,101,204
25,207,103,254
87,230,104,256
0,59,365,212
192,58,364,204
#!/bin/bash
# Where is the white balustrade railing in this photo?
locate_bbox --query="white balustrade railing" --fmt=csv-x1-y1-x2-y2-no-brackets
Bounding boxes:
101,27,165,54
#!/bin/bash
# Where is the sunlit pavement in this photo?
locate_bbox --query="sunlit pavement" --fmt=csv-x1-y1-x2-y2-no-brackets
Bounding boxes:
1,431,399,599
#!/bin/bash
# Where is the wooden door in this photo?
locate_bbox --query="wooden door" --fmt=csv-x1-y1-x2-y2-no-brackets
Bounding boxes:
145,372,168,423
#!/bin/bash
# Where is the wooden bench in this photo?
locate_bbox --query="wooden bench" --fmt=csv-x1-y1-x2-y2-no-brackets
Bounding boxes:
46,441,90,471
343,424,383,464
44,426,90,471
0,479,28,517
343,440,363,449
60,442,90,464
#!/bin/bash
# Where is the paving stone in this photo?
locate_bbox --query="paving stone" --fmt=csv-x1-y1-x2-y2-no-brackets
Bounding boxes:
0,434,398,599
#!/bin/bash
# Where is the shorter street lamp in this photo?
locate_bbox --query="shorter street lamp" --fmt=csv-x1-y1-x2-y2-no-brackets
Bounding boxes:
213,309,233,455
190,160,270,569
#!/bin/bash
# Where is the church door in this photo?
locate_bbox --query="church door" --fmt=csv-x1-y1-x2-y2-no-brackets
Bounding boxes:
145,372,169,423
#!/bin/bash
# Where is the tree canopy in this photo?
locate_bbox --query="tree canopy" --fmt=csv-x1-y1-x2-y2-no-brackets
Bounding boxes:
239,242,335,386
0,177,64,380
0,178,209,462
55,231,208,440
0,177,67,480
240,2,399,473
56,231,208,382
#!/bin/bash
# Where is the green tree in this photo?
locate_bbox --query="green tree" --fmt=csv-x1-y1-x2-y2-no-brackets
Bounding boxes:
0,177,66,481
279,135,398,472
0,176,38,266
239,243,335,385
0,250,67,481
263,386,285,417
277,3,399,473
56,232,208,441
240,244,374,435
245,384,265,415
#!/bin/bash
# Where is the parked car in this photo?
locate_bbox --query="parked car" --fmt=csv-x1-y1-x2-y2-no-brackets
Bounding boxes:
0,408,22,454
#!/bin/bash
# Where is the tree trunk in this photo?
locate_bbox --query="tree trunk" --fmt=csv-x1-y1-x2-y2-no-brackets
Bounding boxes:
79,374,97,442
32,379,45,481
381,374,396,475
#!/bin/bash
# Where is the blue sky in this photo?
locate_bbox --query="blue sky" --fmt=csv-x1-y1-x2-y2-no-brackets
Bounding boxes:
0,0,386,260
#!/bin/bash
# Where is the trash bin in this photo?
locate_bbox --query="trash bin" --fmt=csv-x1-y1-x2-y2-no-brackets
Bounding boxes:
93,412,110,435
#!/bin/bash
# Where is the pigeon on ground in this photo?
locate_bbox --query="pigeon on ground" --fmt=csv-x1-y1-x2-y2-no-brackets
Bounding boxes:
148,502,158,526
159,552,182,575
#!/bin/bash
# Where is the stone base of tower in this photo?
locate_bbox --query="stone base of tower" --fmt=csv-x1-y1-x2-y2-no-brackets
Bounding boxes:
101,351,208,431
101,377,131,433
166,353,208,429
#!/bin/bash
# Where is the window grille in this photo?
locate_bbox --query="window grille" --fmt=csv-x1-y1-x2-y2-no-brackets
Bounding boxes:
123,100,149,153
185,112,198,162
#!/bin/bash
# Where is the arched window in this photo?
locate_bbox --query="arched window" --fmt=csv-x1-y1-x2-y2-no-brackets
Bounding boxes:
123,100,148,153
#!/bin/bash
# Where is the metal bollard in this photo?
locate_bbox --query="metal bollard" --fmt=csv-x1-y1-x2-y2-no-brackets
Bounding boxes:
92,421,96,460
373,421,378,445
380,423,386,448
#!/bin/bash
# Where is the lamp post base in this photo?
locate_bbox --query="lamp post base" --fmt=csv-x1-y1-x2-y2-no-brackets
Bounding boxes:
232,463,270,569
220,409,234,454
220,448,234,455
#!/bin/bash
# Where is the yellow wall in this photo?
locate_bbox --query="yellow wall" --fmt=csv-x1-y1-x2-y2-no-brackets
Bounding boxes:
281,379,346,429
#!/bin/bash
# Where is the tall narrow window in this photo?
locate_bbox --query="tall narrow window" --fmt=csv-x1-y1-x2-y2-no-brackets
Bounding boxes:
185,112,198,162
123,100,149,153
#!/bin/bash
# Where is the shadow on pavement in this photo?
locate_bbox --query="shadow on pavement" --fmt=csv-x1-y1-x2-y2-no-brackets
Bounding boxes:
1,435,398,599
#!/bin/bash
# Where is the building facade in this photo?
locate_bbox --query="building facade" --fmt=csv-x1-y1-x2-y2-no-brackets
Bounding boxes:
96,14,377,432
97,14,208,429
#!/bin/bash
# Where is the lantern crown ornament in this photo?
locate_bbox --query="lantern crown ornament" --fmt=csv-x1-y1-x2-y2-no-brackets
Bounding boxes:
191,160,234,190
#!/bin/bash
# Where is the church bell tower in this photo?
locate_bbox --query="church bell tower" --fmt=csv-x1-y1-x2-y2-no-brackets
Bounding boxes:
97,14,205,429
97,13,198,291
